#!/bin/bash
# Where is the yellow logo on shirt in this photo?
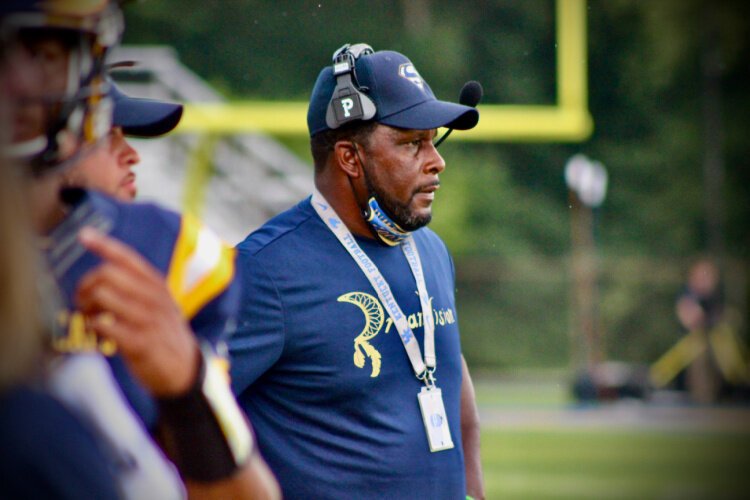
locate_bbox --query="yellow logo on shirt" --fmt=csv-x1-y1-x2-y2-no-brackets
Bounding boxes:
337,291,457,378
52,310,117,355
338,292,384,377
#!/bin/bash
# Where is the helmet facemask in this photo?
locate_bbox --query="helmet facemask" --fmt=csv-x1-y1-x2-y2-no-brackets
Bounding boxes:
1,1,123,176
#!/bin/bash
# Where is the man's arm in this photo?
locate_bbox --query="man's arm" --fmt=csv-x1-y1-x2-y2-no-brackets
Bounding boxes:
75,227,280,499
460,355,485,500
226,248,287,395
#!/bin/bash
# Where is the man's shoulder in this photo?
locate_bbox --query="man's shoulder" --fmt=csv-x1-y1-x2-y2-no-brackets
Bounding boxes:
236,197,316,257
87,189,231,262
57,190,235,315
77,189,182,244
50,189,181,274
414,226,451,254
93,190,180,228
101,194,237,322
415,225,443,241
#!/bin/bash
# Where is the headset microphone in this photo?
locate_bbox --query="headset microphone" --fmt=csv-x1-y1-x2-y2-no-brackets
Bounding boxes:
433,80,483,148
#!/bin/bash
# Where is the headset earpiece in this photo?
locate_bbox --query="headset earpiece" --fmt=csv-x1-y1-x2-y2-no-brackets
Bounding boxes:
325,43,377,129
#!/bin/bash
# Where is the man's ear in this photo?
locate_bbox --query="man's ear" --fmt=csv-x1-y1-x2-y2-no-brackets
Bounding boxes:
333,141,362,179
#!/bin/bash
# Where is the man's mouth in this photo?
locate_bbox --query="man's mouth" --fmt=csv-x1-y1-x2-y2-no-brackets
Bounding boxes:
121,173,137,198
416,182,440,195
122,172,136,186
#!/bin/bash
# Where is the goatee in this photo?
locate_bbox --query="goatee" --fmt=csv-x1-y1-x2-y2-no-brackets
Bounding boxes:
363,171,431,231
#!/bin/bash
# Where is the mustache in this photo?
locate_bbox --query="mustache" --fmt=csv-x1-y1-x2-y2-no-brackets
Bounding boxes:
412,181,440,195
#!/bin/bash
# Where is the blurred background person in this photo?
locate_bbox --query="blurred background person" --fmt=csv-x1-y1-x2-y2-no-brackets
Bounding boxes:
676,258,724,335
675,258,748,403
676,258,725,402
0,15,122,498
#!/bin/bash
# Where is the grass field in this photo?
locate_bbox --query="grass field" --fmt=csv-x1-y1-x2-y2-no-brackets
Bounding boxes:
481,428,750,499
475,374,750,499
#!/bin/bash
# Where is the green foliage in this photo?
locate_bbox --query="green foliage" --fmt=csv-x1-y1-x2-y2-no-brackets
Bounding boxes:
456,270,571,369
122,0,750,369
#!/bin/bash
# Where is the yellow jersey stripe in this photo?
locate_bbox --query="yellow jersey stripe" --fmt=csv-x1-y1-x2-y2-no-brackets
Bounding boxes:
167,213,201,311
181,244,236,319
167,215,236,319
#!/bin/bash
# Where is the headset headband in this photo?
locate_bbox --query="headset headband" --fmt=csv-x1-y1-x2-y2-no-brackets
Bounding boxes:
324,43,377,129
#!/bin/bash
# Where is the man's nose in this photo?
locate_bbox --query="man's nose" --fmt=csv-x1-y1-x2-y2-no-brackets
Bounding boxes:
424,141,446,174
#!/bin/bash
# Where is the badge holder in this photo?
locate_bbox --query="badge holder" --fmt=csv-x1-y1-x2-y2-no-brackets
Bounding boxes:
417,371,454,452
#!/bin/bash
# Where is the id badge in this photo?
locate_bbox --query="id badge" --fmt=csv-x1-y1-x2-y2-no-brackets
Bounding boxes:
417,386,454,452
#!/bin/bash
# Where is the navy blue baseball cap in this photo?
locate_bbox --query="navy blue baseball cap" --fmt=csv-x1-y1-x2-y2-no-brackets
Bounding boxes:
110,82,183,138
307,49,479,136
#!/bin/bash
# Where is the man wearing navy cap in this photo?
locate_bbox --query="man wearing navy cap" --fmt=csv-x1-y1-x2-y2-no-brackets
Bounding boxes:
229,43,485,499
62,80,183,200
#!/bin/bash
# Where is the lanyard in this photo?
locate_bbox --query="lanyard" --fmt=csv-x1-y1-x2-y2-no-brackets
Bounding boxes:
311,190,436,383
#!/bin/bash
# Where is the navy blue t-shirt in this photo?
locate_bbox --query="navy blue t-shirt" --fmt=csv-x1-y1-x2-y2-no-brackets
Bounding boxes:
0,386,121,499
229,198,466,499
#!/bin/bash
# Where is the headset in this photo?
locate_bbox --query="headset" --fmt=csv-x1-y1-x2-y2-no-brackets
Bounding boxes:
325,43,411,245
325,43,417,246
325,43,377,130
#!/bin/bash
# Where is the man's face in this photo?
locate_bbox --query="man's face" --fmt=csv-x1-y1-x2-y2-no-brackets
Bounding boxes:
1,34,71,232
64,126,140,200
358,124,445,231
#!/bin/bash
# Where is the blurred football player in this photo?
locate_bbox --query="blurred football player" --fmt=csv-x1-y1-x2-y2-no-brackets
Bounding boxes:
0,1,279,498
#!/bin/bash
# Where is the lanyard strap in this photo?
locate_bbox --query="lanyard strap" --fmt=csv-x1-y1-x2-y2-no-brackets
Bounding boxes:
311,190,436,381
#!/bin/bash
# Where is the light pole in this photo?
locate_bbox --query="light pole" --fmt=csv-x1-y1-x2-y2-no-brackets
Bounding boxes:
565,154,608,375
